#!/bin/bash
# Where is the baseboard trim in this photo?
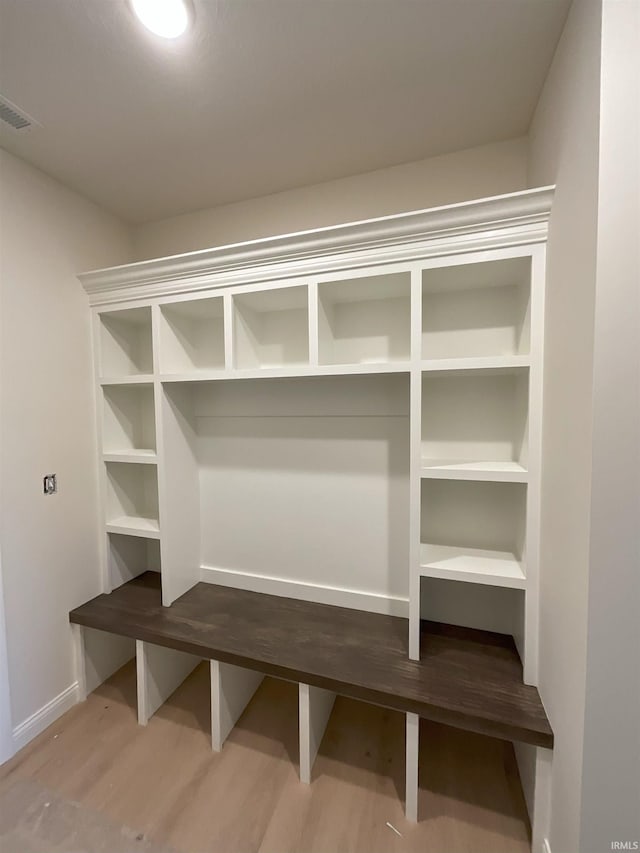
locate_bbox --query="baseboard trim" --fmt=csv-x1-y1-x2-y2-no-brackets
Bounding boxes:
200,564,409,617
12,681,79,753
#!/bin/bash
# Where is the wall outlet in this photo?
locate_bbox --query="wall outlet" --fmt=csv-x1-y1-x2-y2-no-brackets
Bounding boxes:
43,473,57,495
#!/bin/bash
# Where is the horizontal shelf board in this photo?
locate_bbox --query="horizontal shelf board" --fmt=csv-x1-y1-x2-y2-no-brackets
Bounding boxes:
421,355,530,374
69,572,552,748
103,450,157,465
420,460,528,483
99,375,155,386
106,516,160,539
158,369,227,382
159,362,412,383
420,543,526,589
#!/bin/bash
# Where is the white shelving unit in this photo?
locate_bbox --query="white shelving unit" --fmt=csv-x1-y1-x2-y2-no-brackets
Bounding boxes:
80,188,552,834
85,188,550,688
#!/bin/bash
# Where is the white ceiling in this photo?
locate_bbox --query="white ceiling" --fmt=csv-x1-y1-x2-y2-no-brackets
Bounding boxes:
0,0,570,224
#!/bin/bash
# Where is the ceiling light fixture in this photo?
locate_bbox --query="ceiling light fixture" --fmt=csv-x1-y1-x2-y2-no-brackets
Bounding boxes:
130,0,191,39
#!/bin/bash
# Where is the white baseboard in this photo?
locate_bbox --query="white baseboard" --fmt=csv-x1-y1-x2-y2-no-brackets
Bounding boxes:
200,564,409,617
12,681,79,753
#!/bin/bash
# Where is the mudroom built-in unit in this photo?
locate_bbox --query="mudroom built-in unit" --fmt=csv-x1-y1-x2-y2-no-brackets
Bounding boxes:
71,187,553,837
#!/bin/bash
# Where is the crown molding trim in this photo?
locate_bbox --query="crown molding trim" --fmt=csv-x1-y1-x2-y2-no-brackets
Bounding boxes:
80,186,554,307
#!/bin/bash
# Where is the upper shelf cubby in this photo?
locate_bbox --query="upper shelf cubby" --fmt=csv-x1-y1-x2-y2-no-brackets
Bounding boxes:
318,272,411,366
422,257,531,361
159,296,225,374
99,307,153,378
233,286,309,369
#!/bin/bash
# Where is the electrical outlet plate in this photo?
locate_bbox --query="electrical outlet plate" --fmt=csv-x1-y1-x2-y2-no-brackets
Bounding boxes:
43,473,57,495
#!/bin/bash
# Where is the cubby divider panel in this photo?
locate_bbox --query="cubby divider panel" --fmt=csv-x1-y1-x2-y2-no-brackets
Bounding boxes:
299,683,337,784
318,272,411,365
99,306,153,377
422,257,531,360
234,286,309,368
160,296,225,373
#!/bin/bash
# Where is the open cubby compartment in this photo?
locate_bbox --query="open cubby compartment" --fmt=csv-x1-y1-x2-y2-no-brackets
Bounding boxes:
108,533,160,590
233,285,309,368
422,257,531,360
99,306,153,377
102,383,156,458
158,373,409,607
420,576,525,654
421,369,529,475
105,461,160,538
159,296,225,373
318,272,411,365
420,478,527,588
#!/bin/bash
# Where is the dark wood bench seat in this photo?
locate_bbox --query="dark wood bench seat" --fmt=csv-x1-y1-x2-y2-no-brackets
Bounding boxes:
69,571,553,749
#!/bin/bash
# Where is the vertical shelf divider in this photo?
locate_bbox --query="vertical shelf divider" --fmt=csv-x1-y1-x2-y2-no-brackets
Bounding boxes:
405,712,419,822
156,382,200,606
522,245,546,686
299,682,336,784
409,268,423,660
308,281,319,367
223,291,234,370
93,309,110,594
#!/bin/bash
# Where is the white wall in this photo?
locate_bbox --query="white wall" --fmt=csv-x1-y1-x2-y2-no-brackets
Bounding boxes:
579,2,640,850
0,150,133,739
133,138,527,259
527,0,603,850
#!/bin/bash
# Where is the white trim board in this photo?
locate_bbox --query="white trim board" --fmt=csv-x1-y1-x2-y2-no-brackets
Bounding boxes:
200,564,409,617
80,188,554,306
11,681,79,753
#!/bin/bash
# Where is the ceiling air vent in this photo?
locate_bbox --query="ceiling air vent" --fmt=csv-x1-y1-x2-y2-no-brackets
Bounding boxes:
0,95,40,133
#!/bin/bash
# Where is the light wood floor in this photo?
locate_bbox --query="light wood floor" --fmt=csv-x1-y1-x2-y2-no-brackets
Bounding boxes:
0,661,531,853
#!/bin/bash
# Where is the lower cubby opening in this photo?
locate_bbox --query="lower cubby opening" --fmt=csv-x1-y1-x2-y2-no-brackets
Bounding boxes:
413,718,531,845
108,533,160,590
420,576,525,662
136,640,201,726
72,624,136,702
